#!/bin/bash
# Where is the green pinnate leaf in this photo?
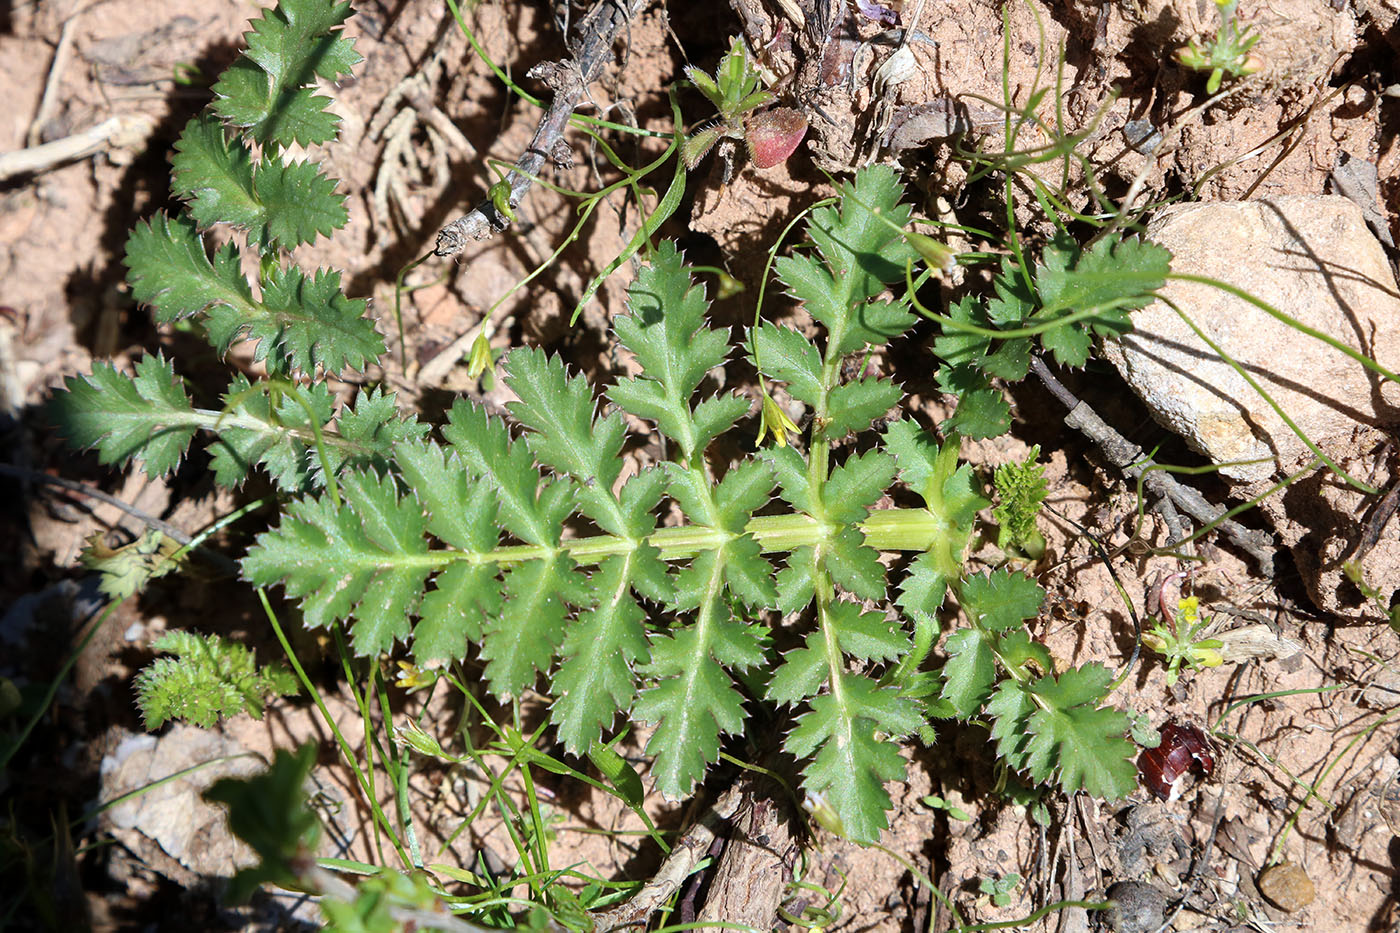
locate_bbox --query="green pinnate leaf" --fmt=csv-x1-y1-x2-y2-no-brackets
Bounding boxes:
752,323,823,405
442,400,572,547
766,632,829,704
960,570,1044,633
551,556,652,753
777,546,818,614
242,470,429,655
321,388,427,478
763,444,814,515
690,393,754,457
634,619,749,799
635,550,764,798
125,212,256,326
882,419,941,496
828,601,909,662
937,368,1010,440
207,376,332,490
986,679,1036,767
394,440,498,553
1024,664,1136,798
49,354,197,477
823,449,896,524
506,347,624,488
609,241,737,462
1035,235,1168,326
713,458,775,532
253,157,348,247
939,628,995,717
720,534,778,610
825,526,886,601
775,165,915,355
897,552,952,619
504,347,640,536
415,562,500,662
931,296,991,368
212,0,361,148
171,117,347,249
171,113,261,232
1032,234,1168,367
824,378,901,439
1036,321,1093,370
785,673,921,843
203,265,382,375
482,555,588,699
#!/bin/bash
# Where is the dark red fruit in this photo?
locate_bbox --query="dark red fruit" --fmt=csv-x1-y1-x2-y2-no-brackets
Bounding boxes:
1138,722,1214,802
744,107,808,169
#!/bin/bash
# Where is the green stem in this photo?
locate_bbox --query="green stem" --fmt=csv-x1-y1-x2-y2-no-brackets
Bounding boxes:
366,506,947,574
258,589,410,869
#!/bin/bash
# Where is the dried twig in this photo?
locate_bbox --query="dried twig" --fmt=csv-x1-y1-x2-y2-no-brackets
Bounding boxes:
0,115,153,182
0,462,241,576
590,785,744,931
1030,356,1276,576
433,0,652,257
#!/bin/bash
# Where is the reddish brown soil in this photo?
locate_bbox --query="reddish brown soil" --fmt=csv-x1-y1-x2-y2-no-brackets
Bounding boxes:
2,0,1398,931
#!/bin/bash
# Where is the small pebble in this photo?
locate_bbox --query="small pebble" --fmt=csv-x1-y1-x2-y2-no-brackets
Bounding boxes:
1105,880,1168,933
1258,862,1316,912
1122,120,1163,154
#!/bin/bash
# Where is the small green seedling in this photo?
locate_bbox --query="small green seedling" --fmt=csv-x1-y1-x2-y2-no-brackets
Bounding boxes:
992,445,1048,560
1142,594,1223,686
977,873,1022,908
135,629,299,729
1175,0,1262,94
682,37,808,171
920,793,972,822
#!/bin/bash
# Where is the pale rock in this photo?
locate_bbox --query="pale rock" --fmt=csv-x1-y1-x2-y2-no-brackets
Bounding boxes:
1104,196,1400,482
102,725,265,882
1104,196,1400,614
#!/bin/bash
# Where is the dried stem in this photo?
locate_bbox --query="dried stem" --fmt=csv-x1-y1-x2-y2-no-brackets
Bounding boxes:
590,785,744,931
434,0,652,257
1029,356,1276,576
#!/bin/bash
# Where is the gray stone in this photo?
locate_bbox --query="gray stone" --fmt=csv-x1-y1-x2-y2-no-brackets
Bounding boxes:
1105,880,1168,933
1104,196,1400,483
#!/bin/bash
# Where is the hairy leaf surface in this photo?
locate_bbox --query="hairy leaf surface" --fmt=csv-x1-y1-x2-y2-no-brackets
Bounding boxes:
50,355,197,477
212,0,360,147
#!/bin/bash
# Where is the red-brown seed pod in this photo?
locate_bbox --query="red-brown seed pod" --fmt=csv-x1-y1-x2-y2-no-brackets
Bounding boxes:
744,107,808,169
1138,722,1214,801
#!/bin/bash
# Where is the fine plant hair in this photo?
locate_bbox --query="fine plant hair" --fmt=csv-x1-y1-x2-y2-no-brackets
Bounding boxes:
47,0,1180,905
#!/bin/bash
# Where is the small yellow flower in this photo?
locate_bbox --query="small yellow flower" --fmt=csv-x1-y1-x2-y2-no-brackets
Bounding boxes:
396,660,438,691
466,331,493,379
714,270,745,300
756,391,800,448
905,230,956,279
